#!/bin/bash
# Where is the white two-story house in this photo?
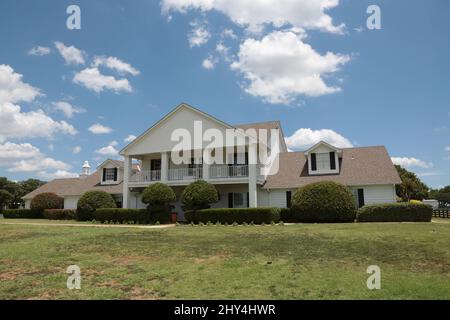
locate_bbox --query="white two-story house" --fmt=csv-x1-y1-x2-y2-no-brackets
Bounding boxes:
24,103,401,214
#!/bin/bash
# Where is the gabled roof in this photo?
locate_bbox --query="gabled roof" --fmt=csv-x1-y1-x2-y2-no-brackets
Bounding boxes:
235,121,288,152
96,159,125,170
23,160,139,200
304,141,342,156
263,146,401,189
23,170,123,199
120,102,235,155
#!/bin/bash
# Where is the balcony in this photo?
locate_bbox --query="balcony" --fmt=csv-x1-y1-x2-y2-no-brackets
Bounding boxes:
129,165,249,184
168,167,203,181
130,170,161,183
210,165,248,179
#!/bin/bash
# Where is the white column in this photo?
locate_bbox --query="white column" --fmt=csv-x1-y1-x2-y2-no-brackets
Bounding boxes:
202,149,210,180
161,152,169,182
248,143,258,208
123,155,132,209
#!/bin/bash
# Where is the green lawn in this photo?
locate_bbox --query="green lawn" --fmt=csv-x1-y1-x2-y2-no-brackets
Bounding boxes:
0,220,449,300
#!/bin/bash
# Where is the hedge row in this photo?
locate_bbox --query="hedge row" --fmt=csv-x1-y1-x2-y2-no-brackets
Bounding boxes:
2,209,43,219
43,209,76,220
94,208,172,224
185,208,281,224
357,203,433,222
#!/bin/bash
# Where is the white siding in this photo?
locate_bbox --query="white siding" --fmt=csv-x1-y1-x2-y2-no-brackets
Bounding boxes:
129,193,147,209
64,196,80,210
24,200,31,209
352,185,396,205
266,189,294,208
257,187,270,207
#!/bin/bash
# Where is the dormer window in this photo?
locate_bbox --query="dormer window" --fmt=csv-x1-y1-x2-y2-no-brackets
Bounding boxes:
103,168,118,182
306,141,341,175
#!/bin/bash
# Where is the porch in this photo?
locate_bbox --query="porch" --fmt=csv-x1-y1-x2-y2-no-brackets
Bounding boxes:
130,164,249,184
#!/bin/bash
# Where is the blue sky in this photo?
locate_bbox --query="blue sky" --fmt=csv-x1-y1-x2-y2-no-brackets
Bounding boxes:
0,0,449,188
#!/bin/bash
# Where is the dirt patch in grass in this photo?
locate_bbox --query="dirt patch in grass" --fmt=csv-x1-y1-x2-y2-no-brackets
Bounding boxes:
193,252,230,265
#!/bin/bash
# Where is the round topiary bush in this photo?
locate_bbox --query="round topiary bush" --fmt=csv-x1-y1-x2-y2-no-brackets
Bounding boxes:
141,183,176,208
291,181,356,223
30,192,63,211
181,180,218,211
76,190,116,221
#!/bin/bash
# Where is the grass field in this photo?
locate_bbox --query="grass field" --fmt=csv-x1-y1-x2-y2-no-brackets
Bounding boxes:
0,219,449,300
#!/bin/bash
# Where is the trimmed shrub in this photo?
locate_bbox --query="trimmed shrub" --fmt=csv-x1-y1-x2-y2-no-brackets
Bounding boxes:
76,191,116,221
43,209,76,220
291,181,356,223
149,209,172,224
185,207,281,224
141,183,176,208
279,208,292,222
181,180,219,210
30,193,63,211
357,203,433,222
3,209,43,219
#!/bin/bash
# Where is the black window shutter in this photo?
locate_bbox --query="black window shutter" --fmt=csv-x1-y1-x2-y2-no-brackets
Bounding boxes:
102,168,106,181
330,152,336,170
228,193,234,208
247,192,250,208
286,191,292,208
113,168,118,181
358,189,365,208
311,153,317,171
245,152,249,165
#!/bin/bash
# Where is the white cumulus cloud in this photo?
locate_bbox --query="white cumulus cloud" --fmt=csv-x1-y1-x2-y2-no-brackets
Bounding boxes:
28,46,51,56
285,128,353,150
92,56,140,76
391,157,433,169
0,65,77,142
0,64,42,104
72,146,82,154
95,141,119,157
88,123,112,134
188,20,211,47
0,103,77,142
54,41,86,65
0,142,75,179
124,135,136,143
202,57,216,70
231,31,350,104
161,0,344,34
73,67,132,93
52,101,86,118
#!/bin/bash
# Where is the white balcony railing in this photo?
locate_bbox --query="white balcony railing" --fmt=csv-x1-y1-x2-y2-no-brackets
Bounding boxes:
129,165,249,183
168,167,203,181
130,170,161,183
210,165,248,179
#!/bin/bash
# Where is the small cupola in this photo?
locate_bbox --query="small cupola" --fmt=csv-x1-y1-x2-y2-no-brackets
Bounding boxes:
80,161,91,178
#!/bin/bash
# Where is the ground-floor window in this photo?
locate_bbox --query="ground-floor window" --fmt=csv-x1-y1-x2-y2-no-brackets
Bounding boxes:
228,192,249,208
352,188,365,208
286,191,292,208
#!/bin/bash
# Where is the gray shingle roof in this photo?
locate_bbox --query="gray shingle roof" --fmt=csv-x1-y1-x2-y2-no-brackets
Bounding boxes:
263,146,401,189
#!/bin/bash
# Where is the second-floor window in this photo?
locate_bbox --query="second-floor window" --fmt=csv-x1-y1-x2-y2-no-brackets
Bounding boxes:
316,153,331,171
103,168,117,182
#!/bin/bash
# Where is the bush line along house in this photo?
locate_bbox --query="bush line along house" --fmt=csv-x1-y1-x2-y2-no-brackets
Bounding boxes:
24,103,401,215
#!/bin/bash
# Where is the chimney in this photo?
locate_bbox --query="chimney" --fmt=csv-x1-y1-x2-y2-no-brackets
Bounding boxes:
80,161,91,178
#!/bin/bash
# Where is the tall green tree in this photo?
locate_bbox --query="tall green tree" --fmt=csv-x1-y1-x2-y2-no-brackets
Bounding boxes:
395,165,429,201
0,177,46,209
0,189,13,211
